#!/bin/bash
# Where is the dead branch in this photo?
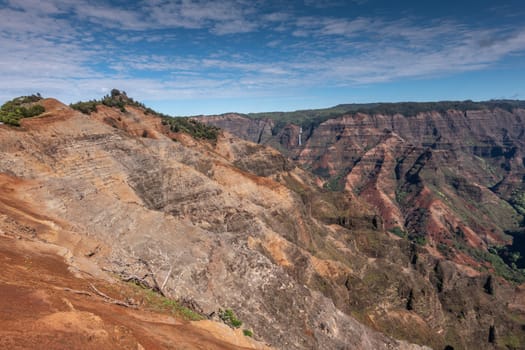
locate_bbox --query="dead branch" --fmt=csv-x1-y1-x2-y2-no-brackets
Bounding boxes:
89,283,137,308
161,265,174,291
138,258,166,297
122,274,152,288
102,267,156,290
62,287,93,296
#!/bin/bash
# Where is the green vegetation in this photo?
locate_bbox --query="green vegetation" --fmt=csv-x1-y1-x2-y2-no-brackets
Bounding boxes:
410,235,427,246
395,188,409,204
127,282,204,321
243,329,253,337
100,90,129,112
322,170,348,191
389,226,407,238
161,117,220,141
510,190,525,216
437,242,455,259
454,244,525,283
498,334,523,350
0,94,45,126
219,308,243,328
70,100,98,114
70,89,147,114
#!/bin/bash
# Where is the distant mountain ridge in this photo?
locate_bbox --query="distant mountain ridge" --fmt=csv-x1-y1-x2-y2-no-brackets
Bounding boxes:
192,99,525,133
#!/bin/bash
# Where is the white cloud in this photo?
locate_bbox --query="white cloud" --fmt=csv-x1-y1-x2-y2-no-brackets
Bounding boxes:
262,12,289,22
2,0,261,34
212,19,258,35
1,0,525,110
266,39,282,47
73,3,149,30
135,0,260,34
303,0,346,9
6,0,64,14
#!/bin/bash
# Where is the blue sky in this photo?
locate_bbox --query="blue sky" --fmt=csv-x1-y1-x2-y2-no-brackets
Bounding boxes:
1,0,524,115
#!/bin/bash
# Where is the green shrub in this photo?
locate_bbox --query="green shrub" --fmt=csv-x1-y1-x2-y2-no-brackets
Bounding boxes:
127,282,204,321
437,242,454,258
510,190,525,216
243,329,253,337
0,94,45,126
219,308,243,328
162,117,220,141
409,234,427,246
70,100,98,114
389,226,407,238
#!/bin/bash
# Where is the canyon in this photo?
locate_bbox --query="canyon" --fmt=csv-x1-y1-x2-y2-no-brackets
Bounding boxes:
1,93,524,349
198,101,525,349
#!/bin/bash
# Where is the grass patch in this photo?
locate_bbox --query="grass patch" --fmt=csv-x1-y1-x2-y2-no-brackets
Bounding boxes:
243,329,253,337
127,282,204,321
498,334,523,350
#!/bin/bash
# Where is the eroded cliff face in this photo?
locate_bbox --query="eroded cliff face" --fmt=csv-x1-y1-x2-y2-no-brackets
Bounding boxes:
198,107,525,349
0,99,434,350
199,109,525,245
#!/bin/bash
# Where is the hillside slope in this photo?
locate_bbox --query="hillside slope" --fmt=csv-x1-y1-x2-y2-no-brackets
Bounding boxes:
0,96,431,349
